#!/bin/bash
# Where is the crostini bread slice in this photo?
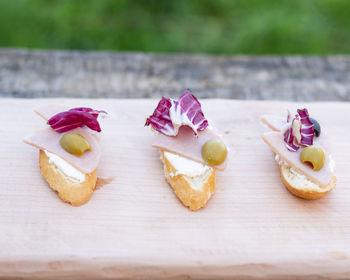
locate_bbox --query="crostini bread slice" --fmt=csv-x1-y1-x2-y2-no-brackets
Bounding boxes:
279,163,336,200
39,150,97,206
160,151,215,211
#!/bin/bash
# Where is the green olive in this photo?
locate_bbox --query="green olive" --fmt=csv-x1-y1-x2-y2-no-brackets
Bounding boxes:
60,133,91,157
300,145,325,171
201,139,228,166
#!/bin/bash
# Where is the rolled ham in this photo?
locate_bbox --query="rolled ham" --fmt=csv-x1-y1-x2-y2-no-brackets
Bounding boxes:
151,126,227,171
262,131,333,186
24,127,100,174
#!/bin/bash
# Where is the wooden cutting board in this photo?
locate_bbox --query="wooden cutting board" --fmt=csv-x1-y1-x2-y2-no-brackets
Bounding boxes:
0,99,349,280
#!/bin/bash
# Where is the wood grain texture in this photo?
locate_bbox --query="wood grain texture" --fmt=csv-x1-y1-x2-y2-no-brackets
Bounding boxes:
1,49,350,101
0,98,350,279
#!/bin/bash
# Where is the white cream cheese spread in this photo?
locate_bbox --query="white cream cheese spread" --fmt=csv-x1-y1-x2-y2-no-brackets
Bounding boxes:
164,151,212,190
274,154,287,166
328,155,335,173
275,154,320,190
164,151,211,177
44,150,86,183
275,153,334,190
288,167,320,190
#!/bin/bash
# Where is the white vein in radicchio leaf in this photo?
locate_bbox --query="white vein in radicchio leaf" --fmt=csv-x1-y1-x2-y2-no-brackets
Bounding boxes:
283,108,314,151
48,107,106,133
145,90,208,136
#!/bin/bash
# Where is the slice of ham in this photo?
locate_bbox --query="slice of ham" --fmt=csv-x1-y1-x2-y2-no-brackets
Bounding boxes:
34,104,70,121
262,131,333,186
260,114,331,154
151,126,227,171
260,114,285,132
34,104,102,142
24,127,100,174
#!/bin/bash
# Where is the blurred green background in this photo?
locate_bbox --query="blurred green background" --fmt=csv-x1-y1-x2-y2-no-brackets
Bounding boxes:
1,0,350,54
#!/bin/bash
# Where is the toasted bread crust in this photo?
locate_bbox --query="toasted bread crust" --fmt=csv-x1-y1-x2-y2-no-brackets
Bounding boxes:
39,150,97,206
160,151,215,211
279,163,336,199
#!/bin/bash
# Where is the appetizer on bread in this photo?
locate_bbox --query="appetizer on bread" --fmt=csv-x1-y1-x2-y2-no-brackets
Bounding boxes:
261,109,336,199
24,105,106,206
145,90,228,211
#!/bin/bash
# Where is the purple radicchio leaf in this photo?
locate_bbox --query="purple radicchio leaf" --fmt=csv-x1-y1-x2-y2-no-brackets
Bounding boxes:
48,107,107,133
297,108,314,146
283,108,314,152
145,90,208,136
